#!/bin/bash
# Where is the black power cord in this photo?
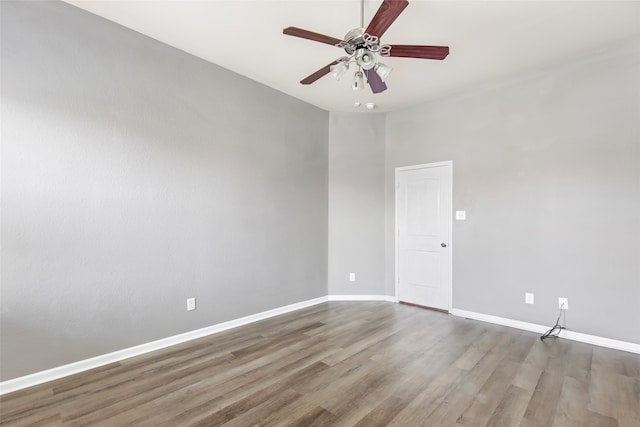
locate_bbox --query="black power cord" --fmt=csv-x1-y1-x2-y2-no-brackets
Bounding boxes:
540,303,566,340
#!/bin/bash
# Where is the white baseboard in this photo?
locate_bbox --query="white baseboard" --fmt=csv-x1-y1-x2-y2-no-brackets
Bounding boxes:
450,308,640,355
328,294,398,303
0,296,328,395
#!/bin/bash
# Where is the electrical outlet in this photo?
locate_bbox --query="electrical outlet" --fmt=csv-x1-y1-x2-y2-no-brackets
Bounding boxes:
187,297,196,311
558,297,568,310
349,273,356,282
525,293,534,305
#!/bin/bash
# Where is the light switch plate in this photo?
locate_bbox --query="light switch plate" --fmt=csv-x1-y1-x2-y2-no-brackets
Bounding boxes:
456,211,466,220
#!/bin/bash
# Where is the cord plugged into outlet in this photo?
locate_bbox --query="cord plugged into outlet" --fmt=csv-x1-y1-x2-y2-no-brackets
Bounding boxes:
558,297,568,310
541,300,567,340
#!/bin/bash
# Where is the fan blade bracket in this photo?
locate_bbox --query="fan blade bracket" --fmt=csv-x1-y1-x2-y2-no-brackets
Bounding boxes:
379,45,392,57
362,33,379,46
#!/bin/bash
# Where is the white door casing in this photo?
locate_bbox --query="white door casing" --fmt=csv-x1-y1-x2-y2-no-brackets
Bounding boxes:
396,162,452,311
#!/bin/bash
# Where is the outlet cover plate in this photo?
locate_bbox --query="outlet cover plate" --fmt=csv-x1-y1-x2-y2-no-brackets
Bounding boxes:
187,297,196,311
349,273,356,282
525,293,534,305
558,297,568,310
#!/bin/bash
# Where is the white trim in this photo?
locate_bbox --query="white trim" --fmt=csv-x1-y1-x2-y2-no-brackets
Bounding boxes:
450,308,640,355
395,161,453,172
328,294,397,302
446,162,453,313
0,296,328,395
395,161,453,311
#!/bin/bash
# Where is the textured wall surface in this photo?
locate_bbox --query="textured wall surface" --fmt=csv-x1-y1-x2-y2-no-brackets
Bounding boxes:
1,1,328,380
385,40,640,343
328,113,386,295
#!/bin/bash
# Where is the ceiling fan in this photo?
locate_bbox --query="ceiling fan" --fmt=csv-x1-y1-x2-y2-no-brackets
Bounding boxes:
283,0,449,94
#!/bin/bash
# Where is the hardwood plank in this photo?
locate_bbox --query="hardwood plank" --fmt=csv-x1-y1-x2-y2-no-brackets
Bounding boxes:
146,340,340,426
520,371,565,427
455,360,521,425
320,368,405,424
353,395,407,427
552,375,617,427
258,354,401,425
588,361,640,426
386,364,469,425
512,361,544,392
485,384,533,427
283,406,338,427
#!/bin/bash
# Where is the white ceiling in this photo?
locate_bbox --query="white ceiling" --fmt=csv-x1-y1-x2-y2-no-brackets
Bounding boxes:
64,0,640,112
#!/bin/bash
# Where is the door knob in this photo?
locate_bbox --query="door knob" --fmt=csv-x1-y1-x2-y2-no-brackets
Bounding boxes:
441,242,447,247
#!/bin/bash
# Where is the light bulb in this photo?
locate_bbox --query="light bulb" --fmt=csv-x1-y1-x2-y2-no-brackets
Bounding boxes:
329,61,348,80
357,48,376,70
374,63,393,82
352,70,365,91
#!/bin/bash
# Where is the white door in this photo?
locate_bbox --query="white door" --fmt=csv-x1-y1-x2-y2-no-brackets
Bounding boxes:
396,162,451,311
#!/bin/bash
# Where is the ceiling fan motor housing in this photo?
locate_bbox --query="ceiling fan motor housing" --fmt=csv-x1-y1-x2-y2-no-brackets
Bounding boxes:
342,28,367,54
344,28,381,49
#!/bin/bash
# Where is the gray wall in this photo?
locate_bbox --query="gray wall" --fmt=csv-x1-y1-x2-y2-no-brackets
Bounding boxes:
385,40,640,343
328,113,385,295
2,0,638,384
1,1,328,381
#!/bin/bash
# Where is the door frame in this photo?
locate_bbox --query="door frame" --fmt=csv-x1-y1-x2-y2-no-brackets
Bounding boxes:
394,161,453,312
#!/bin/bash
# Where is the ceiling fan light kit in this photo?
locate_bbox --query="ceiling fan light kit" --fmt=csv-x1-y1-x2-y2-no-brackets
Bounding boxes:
283,0,449,95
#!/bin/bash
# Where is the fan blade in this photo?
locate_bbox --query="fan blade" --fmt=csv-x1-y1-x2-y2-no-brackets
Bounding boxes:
365,0,409,38
388,45,449,60
283,27,343,47
364,69,387,94
300,60,341,85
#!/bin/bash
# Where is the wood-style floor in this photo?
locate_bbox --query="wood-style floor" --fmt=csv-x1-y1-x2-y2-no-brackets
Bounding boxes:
1,302,639,426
